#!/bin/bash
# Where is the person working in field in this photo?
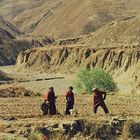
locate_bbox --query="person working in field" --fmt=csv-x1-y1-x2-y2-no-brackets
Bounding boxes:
92,88,109,114
41,99,49,116
65,86,75,114
43,87,57,115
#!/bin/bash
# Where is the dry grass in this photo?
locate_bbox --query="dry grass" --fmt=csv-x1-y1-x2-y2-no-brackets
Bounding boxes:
0,121,5,133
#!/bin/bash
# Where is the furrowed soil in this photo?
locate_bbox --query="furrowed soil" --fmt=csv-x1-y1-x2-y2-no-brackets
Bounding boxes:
0,65,140,120
0,95,140,120
0,66,140,140
0,95,140,140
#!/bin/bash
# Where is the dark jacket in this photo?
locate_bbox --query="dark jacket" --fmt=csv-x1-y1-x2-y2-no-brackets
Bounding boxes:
65,91,74,104
44,91,56,103
94,90,106,105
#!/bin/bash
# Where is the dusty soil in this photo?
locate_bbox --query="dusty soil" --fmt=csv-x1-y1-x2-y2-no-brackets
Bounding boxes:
0,95,140,140
0,85,40,98
0,1,139,139
0,66,74,95
0,66,140,139
0,95,140,120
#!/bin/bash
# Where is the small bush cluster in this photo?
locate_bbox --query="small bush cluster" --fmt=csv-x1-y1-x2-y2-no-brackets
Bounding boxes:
74,68,117,94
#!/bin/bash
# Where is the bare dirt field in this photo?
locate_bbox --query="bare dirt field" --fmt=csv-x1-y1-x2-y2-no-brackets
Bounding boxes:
0,65,140,121
0,95,140,140
0,95,140,121
0,66,140,140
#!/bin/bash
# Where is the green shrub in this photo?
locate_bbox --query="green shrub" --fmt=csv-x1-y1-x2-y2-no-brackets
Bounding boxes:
74,68,117,94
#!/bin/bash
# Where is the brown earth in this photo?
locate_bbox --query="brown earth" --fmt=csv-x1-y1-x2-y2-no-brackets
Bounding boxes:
0,95,140,139
0,69,138,139
0,1,139,92
0,84,40,98
0,0,140,38
1,95,140,120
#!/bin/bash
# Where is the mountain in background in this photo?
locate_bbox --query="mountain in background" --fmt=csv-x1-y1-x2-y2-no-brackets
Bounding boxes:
0,16,22,37
0,0,140,38
0,17,54,65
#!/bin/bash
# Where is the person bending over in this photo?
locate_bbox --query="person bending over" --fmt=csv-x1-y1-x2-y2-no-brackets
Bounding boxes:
92,88,109,114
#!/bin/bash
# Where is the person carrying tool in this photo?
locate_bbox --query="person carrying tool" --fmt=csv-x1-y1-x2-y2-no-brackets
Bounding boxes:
44,87,57,115
92,88,109,114
65,86,75,114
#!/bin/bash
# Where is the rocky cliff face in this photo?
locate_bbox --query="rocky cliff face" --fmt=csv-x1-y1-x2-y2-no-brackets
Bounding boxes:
0,36,55,66
16,46,139,73
0,17,30,65
16,45,140,93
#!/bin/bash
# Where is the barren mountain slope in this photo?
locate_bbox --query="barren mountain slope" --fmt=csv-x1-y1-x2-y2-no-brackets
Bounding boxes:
0,16,56,66
0,17,21,37
0,17,28,65
0,22,30,65
0,0,140,38
77,17,140,48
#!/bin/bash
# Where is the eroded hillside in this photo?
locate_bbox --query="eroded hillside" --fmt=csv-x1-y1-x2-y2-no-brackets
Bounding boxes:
16,18,140,93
